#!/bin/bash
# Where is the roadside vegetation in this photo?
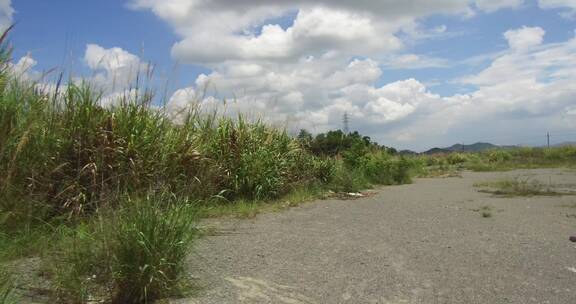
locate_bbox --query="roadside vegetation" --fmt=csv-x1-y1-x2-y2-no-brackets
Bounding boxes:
414,147,576,177
475,178,562,197
474,178,570,197
0,30,416,303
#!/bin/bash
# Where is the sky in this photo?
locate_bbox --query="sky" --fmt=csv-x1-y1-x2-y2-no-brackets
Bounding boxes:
5,0,576,151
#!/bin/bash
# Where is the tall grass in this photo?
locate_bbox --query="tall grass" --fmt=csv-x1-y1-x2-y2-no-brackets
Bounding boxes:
0,78,322,222
0,268,15,304
108,196,197,303
49,194,198,303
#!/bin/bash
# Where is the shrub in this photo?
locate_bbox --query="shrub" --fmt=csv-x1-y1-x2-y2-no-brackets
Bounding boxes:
446,153,468,165
310,157,336,184
486,150,512,163
328,162,369,193
360,152,412,185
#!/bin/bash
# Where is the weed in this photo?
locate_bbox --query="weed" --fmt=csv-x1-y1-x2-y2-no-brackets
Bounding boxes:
472,205,493,218
107,196,198,303
0,268,15,304
49,194,198,303
558,202,576,208
474,178,565,197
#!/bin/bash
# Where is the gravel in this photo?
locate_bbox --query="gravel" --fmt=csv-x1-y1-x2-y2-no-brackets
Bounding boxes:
174,168,576,304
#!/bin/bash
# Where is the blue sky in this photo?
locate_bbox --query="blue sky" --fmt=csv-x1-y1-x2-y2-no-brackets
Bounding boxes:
5,0,576,151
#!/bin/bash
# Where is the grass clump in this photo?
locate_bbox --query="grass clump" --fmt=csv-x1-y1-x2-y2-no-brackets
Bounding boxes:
49,194,198,303
107,196,198,303
475,178,563,197
0,268,16,304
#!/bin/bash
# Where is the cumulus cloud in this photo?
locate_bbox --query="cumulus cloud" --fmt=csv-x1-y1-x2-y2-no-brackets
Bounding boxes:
166,24,576,150
129,0,525,65
128,1,576,150
503,26,545,50
539,0,576,17
83,44,150,94
9,54,38,81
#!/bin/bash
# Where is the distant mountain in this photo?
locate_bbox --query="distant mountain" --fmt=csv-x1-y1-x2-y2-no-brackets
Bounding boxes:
423,142,515,155
398,149,418,155
422,147,452,155
446,142,498,152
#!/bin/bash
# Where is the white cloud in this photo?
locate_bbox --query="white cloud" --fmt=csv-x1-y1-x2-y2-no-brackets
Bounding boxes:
475,0,524,12
83,44,149,94
128,1,576,150
0,0,13,32
129,0,520,65
503,26,546,50
168,6,403,64
9,54,37,81
381,54,450,69
178,25,576,150
539,0,576,17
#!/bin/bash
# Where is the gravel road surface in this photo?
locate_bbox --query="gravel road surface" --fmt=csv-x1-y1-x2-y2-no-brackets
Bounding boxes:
177,168,576,304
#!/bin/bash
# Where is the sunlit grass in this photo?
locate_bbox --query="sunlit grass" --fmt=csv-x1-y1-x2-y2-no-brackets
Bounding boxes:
474,178,566,197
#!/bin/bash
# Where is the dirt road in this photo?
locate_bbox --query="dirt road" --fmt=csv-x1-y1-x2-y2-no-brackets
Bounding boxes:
178,169,576,304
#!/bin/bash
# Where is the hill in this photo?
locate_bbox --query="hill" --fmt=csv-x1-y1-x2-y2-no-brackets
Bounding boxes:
423,142,514,155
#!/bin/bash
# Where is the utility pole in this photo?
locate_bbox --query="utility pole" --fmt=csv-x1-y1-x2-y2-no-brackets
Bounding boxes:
343,112,350,134
547,132,550,148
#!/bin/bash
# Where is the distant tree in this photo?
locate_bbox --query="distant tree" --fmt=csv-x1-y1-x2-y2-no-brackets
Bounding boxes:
297,129,313,149
296,128,398,158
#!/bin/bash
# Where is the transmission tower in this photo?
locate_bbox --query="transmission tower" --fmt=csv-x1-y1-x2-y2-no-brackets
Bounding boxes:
343,112,350,134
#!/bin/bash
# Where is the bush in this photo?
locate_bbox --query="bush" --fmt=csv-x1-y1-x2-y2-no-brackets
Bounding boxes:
360,152,412,185
486,150,512,163
446,153,468,165
328,162,370,193
310,157,336,184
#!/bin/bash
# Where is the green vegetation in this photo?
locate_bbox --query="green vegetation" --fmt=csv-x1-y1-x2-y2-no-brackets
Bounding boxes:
559,202,576,209
416,146,576,176
0,268,15,304
474,178,565,197
47,195,198,303
0,29,416,303
298,129,413,192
